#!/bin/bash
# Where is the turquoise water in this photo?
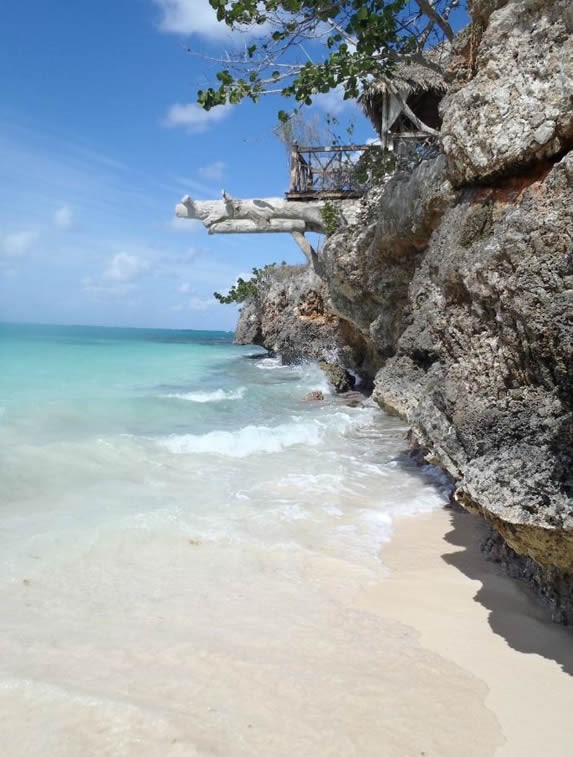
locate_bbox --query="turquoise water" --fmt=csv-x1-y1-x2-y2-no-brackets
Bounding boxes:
0,322,449,755
1,323,247,439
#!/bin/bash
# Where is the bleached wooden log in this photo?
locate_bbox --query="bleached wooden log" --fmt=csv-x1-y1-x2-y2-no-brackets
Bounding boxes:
176,192,326,233
209,219,308,234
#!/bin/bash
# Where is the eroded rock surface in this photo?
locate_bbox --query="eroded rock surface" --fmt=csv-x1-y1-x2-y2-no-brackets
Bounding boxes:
233,0,573,620
234,265,340,363
441,0,573,186
374,154,573,574
320,0,573,618
319,157,455,361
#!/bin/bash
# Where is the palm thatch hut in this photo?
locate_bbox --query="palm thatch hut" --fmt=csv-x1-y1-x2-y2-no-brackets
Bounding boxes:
359,49,449,148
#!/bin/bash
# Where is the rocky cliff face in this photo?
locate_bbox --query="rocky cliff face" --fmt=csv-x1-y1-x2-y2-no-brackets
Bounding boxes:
234,264,375,376
441,0,573,186
326,0,572,620
374,153,573,569
235,0,573,620
235,265,338,362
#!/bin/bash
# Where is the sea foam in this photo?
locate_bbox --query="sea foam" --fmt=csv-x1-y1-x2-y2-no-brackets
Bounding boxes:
159,411,361,457
162,387,246,403
255,356,284,371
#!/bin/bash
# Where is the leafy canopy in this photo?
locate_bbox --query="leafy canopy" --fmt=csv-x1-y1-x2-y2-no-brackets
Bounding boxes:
197,0,459,120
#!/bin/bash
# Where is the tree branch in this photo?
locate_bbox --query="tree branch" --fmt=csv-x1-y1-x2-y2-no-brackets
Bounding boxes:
413,0,454,41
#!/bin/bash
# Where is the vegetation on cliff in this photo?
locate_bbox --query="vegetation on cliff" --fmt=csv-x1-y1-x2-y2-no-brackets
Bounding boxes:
214,264,284,304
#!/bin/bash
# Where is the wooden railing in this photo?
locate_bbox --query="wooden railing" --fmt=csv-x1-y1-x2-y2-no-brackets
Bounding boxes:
286,135,439,200
288,144,369,200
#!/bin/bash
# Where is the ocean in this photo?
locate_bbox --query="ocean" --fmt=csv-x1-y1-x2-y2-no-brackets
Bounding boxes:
0,322,450,755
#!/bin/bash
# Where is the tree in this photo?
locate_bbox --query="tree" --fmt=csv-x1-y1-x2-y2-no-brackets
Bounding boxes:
214,264,283,304
196,0,464,121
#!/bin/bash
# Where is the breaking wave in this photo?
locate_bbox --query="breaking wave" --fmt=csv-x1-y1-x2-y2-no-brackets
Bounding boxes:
162,387,246,403
159,412,361,457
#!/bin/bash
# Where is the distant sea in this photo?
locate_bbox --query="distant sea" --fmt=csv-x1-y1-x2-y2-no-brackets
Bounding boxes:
0,322,449,754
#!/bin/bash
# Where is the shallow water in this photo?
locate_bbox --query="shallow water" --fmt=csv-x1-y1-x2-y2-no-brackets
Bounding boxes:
0,323,480,756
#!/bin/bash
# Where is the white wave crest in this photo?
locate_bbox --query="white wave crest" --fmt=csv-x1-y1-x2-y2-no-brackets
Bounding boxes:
163,387,246,403
159,411,365,458
255,357,284,371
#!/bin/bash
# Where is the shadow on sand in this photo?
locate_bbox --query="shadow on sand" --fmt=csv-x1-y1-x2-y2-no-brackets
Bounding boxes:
442,507,573,676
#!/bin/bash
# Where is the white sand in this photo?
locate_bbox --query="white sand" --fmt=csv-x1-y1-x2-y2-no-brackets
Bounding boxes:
360,507,573,756
1,506,571,755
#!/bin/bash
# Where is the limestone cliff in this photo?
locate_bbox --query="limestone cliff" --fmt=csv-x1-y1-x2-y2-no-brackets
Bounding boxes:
235,0,573,620
234,263,374,375
233,264,336,363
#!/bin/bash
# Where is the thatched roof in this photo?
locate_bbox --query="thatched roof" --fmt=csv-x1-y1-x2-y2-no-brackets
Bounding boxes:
359,46,450,135
363,61,446,99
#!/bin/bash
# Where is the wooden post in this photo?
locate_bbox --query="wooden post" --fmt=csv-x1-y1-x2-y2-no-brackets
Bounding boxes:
291,231,316,264
380,93,389,150
290,144,299,193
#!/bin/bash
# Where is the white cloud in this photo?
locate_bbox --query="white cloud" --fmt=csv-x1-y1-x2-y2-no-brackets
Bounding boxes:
103,252,150,282
54,204,73,230
178,282,192,294
154,0,228,38
168,216,202,233
198,160,226,181
163,103,233,134
171,295,216,312
313,86,358,116
188,296,217,311
2,230,38,257
154,0,267,40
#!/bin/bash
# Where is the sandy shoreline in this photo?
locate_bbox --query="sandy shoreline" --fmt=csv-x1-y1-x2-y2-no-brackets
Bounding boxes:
1,500,572,755
367,506,573,756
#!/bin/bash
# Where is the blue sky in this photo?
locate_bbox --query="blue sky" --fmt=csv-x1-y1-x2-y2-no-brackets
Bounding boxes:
0,0,376,330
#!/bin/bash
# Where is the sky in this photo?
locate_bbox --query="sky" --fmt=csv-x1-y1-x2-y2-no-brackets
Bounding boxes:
0,0,376,331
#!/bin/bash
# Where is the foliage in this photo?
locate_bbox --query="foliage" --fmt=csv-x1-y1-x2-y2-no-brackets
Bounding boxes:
352,145,398,185
320,200,343,236
214,276,258,304
197,0,462,120
214,263,282,304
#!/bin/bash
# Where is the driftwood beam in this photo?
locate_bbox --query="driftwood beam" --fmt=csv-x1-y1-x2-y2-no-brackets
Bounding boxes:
296,144,371,153
210,219,308,234
176,192,327,233
175,190,361,260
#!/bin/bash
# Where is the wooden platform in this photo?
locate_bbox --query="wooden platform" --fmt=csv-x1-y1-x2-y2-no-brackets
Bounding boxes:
285,190,365,201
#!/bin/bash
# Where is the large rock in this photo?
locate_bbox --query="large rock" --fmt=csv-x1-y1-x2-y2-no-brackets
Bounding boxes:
234,264,372,372
234,265,339,363
441,0,573,186
319,156,455,363
374,152,573,571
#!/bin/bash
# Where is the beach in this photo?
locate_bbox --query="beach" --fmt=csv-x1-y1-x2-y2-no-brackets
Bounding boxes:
0,323,571,756
363,507,573,756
